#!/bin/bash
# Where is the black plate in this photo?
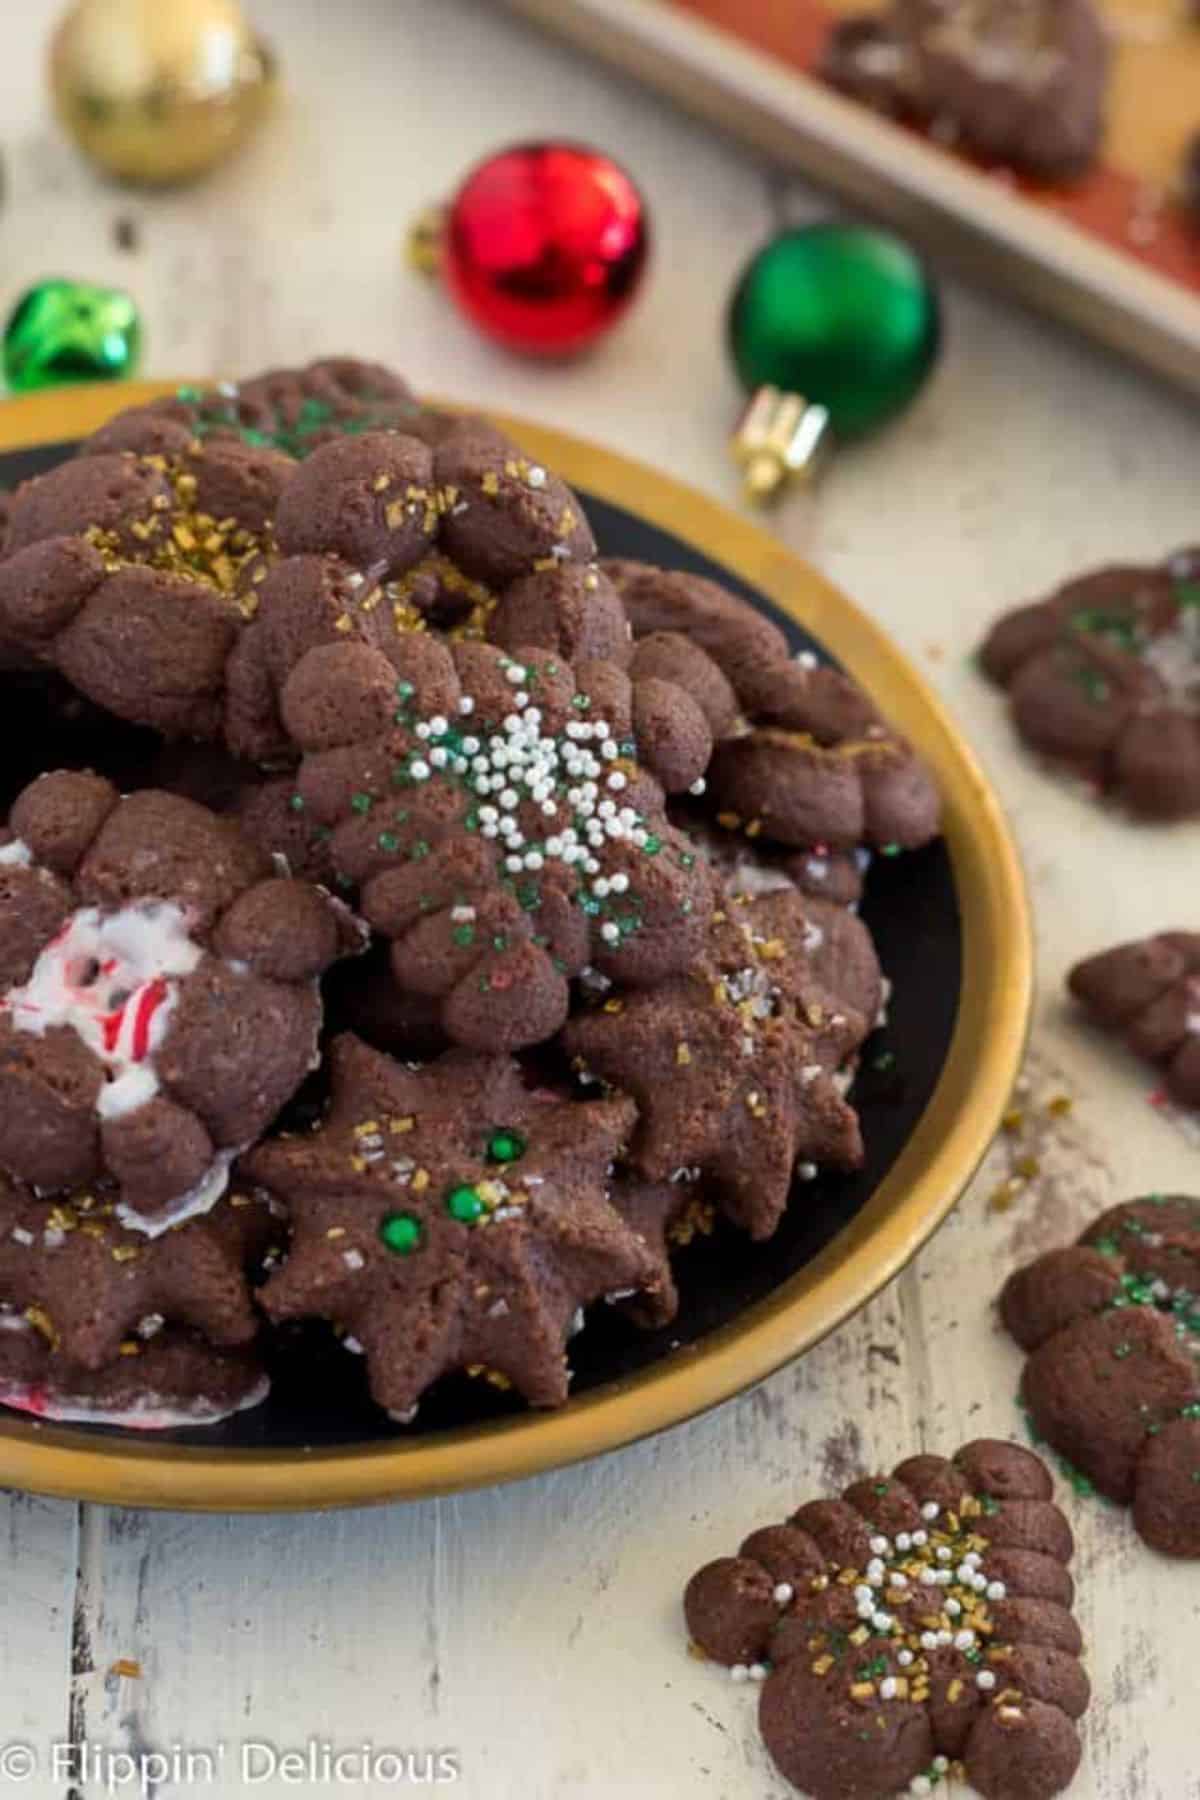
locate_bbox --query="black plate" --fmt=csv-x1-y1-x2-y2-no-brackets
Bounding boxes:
0,442,960,1450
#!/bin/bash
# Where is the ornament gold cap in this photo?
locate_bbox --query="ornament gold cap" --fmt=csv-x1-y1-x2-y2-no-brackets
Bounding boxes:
407,205,446,277
731,386,831,503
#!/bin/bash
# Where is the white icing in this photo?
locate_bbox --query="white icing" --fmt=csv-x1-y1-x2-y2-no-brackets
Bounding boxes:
116,1146,238,1239
0,1372,270,1430
0,839,32,866
1143,607,1200,713
2,901,202,1122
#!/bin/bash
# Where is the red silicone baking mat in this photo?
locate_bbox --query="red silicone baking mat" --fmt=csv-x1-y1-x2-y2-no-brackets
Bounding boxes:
504,0,1200,393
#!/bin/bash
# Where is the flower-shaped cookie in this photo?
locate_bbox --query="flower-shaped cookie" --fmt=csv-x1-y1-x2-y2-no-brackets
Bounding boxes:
980,549,1200,819
564,887,877,1239
0,1173,277,1428
1000,1195,1200,1556
684,1438,1087,1800
1068,931,1200,1109
604,559,942,856
280,632,714,1051
0,434,293,738
243,1033,661,1418
0,772,360,1232
78,357,421,462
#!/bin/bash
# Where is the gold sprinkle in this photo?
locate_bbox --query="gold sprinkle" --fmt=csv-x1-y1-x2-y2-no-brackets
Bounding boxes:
373,473,391,492
110,1245,140,1264
109,1658,142,1680
716,812,741,831
118,1340,141,1357
675,1043,692,1066
811,1655,834,1675
24,1305,59,1348
349,1156,366,1173
333,613,353,633
384,499,407,528
354,1121,381,1138
326,1227,347,1240
849,1682,875,1701
948,1679,964,1703
745,819,763,838
849,1625,870,1646
481,471,500,497
411,1169,430,1193
602,998,624,1014
389,1116,415,1134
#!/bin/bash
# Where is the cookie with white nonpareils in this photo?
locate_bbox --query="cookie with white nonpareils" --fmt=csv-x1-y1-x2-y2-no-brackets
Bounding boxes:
243,1033,661,1418
281,634,714,1052
683,1439,1087,1800
0,772,361,1232
1000,1195,1200,1555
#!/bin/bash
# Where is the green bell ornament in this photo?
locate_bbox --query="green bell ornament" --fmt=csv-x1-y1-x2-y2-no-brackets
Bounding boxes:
728,222,941,501
3,279,141,392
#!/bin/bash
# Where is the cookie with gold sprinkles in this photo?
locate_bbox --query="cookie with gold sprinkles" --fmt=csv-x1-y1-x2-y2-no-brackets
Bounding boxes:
242,1032,662,1418
1000,1195,1200,1555
0,1177,278,1429
683,1438,1087,1800
564,887,874,1240
1068,932,1200,1111
0,772,362,1233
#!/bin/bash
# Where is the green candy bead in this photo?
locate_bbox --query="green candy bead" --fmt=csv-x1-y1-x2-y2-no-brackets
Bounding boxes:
486,1128,526,1165
3,280,141,393
728,225,940,441
379,1212,422,1256
445,1183,485,1223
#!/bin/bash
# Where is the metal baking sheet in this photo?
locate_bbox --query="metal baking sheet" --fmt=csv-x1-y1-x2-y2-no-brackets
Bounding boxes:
503,0,1200,395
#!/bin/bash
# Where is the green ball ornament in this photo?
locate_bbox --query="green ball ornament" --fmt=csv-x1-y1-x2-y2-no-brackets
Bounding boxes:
445,1183,486,1224
379,1212,423,1257
3,279,141,392
728,223,940,498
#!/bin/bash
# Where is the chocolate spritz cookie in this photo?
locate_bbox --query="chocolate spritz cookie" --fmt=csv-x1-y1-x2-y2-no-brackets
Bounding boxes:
243,1033,661,1418
979,547,1200,818
683,1438,1087,1800
1000,1194,1200,1556
1068,932,1200,1110
281,633,714,1052
0,1173,279,1427
564,886,877,1239
76,357,421,462
0,771,360,1232
824,0,1110,180
604,559,942,861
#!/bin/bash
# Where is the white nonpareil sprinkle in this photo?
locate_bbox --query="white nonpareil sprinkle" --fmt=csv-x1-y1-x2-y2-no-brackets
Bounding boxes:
910,1779,932,1797
729,1664,749,1684
772,1583,793,1606
869,1536,890,1556
897,1649,914,1668
879,1677,898,1700
748,1663,769,1683
894,1532,912,1552
342,1248,365,1271
986,1580,1007,1600
976,1670,996,1690
954,1629,976,1651
920,1501,940,1521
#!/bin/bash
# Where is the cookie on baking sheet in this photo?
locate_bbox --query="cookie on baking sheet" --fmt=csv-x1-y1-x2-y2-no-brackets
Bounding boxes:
1068,932,1200,1110
823,0,1110,180
1000,1195,1200,1556
0,1179,279,1429
683,1438,1086,1800
0,772,361,1232
242,1033,662,1420
979,549,1200,819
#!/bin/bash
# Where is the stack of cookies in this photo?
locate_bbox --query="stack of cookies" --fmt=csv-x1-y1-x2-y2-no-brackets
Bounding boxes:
0,359,940,1429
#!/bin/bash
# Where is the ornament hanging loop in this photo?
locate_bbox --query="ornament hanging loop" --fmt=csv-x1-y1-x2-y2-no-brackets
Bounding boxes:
407,206,446,278
731,386,831,502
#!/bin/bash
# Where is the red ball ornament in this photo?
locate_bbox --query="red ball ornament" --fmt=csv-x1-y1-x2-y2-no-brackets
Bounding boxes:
440,141,650,357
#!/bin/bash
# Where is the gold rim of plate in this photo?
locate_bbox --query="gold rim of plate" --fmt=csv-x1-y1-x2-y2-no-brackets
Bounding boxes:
0,382,1032,1512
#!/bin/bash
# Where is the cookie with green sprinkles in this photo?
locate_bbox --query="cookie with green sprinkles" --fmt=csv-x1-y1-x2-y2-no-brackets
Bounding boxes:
682,1437,1086,1800
280,633,715,1053
1000,1195,1200,1554
242,1032,662,1417
1068,932,1200,1111
979,549,1200,819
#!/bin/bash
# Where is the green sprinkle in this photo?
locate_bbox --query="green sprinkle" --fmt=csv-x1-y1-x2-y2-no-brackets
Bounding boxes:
486,1128,526,1165
396,680,415,700
350,793,373,814
1070,607,1140,652
377,832,399,853
452,925,475,947
1073,665,1111,704
288,794,305,813
1113,1342,1132,1360
880,842,901,858
379,1212,422,1255
446,1183,485,1223
642,834,662,856
1174,580,1200,612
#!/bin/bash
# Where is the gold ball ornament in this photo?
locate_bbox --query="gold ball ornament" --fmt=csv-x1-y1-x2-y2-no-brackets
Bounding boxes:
50,0,275,185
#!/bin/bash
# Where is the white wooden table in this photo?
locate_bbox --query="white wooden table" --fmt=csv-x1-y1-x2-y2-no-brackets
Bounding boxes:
1,3,1198,1795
